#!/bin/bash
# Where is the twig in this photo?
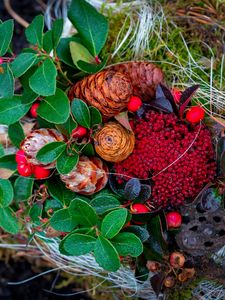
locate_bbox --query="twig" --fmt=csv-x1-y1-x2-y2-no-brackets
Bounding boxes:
3,0,29,28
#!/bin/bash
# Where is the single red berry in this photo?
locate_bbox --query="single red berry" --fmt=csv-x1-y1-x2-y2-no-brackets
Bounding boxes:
171,88,182,103
127,96,142,112
0,57,3,64
186,106,205,123
33,165,51,179
166,211,182,229
15,150,27,164
17,163,33,177
72,126,88,138
130,203,150,213
170,252,185,268
30,102,40,118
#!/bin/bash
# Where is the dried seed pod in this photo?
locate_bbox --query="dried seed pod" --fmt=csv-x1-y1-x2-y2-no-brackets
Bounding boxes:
69,70,133,118
183,268,196,279
169,252,186,269
178,271,188,282
108,61,164,101
164,276,176,288
94,122,135,163
60,156,108,195
146,261,161,272
21,128,64,168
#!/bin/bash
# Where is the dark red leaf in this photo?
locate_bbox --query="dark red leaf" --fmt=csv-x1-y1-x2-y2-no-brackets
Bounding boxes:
150,272,165,297
179,85,199,117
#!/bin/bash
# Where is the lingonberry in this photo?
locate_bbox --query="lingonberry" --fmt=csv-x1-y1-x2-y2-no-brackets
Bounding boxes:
71,126,88,138
127,96,142,112
169,252,185,268
33,165,51,179
186,106,205,123
30,102,40,118
171,88,182,103
130,203,150,213
15,150,27,164
166,211,182,229
17,163,33,177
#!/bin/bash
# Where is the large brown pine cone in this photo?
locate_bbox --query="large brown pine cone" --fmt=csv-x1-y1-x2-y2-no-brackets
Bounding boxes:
68,70,133,118
94,122,135,163
21,128,64,168
60,156,108,195
108,61,164,101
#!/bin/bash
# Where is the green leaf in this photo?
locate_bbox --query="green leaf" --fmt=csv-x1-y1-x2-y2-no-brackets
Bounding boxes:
61,233,96,256
111,232,143,257
76,56,107,74
29,202,43,222
11,53,38,77
0,154,16,171
68,0,108,56
14,177,34,202
29,58,57,96
57,116,77,137
47,176,76,205
37,88,70,124
44,198,63,213
0,19,14,56
69,198,98,227
25,15,44,48
0,179,13,207
147,216,168,253
89,106,102,127
50,207,77,232
69,41,95,68
57,36,81,67
94,235,120,271
101,209,127,239
56,150,79,175
8,121,25,148
43,30,53,53
123,225,150,242
71,99,91,128
0,144,4,157
81,143,95,156
90,195,120,215
52,19,64,49
0,207,19,234
36,141,67,164
0,63,14,97
0,95,31,125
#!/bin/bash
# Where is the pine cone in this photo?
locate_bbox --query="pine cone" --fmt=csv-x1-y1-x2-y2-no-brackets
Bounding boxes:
94,122,135,163
21,128,64,168
60,156,108,195
68,70,133,118
108,61,164,101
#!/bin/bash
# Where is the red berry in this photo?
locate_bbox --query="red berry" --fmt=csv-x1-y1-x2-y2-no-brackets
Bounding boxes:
166,211,182,229
130,203,150,213
170,252,185,268
127,96,142,112
33,165,51,179
72,126,88,138
30,102,40,118
0,57,3,64
17,163,33,177
15,150,27,164
171,88,182,103
186,106,205,123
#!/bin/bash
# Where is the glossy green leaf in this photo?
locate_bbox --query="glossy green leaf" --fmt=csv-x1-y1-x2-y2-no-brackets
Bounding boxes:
69,198,98,227
61,233,96,256
56,150,79,175
0,63,14,97
37,88,70,124
90,195,120,215
71,99,90,128
11,53,38,77
8,121,25,148
29,203,43,222
0,179,14,207
0,95,31,125
0,154,16,171
50,207,77,232
101,209,127,239
57,36,81,67
52,19,64,49
29,58,57,96
14,177,34,202
36,141,67,164
43,30,53,53
0,144,4,157
44,198,63,213
147,216,168,252
69,41,94,68
76,56,107,74
94,235,120,271
123,225,150,242
68,0,108,56
25,15,44,48
0,20,14,56
81,143,95,156
89,106,102,127
111,232,143,257
57,116,77,137
0,207,19,234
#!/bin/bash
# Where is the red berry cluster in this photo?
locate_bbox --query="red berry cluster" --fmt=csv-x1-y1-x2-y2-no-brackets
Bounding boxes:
114,111,216,207
16,150,50,179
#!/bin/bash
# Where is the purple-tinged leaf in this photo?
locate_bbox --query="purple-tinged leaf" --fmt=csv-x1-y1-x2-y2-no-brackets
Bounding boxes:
150,272,165,297
124,178,141,200
179,85,199,117
159,84,179,116
114,111,133,131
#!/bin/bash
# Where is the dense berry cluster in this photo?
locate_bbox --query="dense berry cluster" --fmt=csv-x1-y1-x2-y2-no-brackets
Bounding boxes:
114,111,216,206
